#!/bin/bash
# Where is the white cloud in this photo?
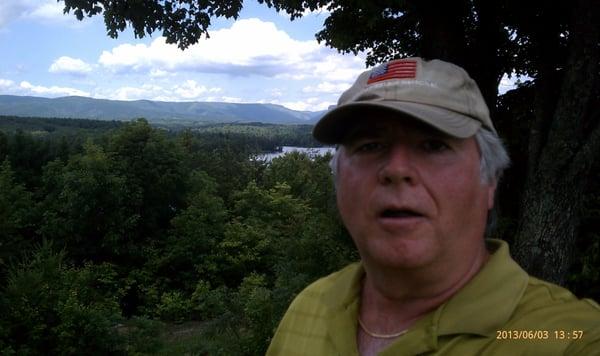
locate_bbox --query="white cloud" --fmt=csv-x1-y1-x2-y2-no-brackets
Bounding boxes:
49,56,93,75
275,49,365,82
95,81,223,102
280,101,310,111
96,80,330,111
202,96,244,103
0,1,28,28
0,0,81,28
173,80,222,99
311,53,366,81
303,81,351,94
99,18,320,75
99,43,154,72
98,18,365,81
220,96,244,103
0,78,15,89
275,97,333,111
19,81,89,96
150,69,170,78
269,88,283,97
108,85,159,101
25,1,66,21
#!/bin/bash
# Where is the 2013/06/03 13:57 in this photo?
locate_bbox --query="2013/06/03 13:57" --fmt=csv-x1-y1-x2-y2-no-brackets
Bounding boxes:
496,330,584,340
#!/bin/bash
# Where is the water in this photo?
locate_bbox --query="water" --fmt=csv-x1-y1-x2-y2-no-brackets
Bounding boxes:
255,146,336,162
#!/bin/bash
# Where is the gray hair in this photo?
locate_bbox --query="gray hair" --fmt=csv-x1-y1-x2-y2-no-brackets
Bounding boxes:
474,128,511,184
329,128,510,185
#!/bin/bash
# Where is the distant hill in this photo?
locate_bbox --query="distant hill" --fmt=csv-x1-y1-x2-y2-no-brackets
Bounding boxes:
0,95,327,125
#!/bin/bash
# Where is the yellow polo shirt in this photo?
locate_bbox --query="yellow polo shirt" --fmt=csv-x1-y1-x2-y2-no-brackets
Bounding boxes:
267,239,600,355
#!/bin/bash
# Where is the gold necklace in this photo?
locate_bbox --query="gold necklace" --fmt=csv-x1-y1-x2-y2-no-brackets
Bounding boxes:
357,316,408,339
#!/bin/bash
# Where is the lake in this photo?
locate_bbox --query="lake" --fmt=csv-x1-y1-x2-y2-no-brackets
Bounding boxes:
255,146,336,162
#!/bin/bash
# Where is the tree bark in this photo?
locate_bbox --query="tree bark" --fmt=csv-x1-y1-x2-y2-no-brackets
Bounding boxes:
468,0,504,111
513,0,600,285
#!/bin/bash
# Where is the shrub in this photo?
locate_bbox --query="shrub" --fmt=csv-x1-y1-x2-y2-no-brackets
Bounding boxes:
156,291,192,323
121,317,164,355
0,243,126,355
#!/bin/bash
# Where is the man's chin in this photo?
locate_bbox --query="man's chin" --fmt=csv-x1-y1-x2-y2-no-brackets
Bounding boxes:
376,215,428,235
361,238,438,270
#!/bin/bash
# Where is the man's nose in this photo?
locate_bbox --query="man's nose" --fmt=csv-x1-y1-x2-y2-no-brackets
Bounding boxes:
377,145,417,185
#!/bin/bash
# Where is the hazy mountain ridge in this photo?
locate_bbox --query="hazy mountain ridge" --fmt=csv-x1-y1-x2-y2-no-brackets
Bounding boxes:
0,95,327,125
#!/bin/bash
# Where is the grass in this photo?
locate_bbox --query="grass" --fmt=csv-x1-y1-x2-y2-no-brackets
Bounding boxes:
156,321,208,355
117,318,211,355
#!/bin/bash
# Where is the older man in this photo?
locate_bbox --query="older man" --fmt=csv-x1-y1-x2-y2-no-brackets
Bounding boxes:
267,58,600,355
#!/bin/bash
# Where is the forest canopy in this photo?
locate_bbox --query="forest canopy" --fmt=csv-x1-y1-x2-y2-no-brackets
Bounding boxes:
0,117,357,354
0,115,598,354
57,0,600,286
2,0,599,352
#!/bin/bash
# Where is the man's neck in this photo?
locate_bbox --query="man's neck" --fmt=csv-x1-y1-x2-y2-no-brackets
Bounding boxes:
358,242,490,343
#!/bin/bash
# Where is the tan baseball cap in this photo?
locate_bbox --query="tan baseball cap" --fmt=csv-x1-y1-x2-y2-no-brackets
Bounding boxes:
313,57,497,144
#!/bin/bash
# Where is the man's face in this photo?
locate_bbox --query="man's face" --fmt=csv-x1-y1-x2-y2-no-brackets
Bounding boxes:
336,117,496,270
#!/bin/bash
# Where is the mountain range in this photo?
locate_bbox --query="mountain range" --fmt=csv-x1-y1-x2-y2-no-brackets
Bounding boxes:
0,95,328,125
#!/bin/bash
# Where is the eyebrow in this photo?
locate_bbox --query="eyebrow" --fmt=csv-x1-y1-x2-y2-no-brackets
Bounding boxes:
341,118,456,144
343,125,387,143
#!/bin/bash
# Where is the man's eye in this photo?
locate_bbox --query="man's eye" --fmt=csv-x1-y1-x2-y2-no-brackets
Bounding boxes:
422,140,450,152
357,142,385,153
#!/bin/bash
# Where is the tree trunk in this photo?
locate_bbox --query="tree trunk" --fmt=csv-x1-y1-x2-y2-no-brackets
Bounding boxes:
512,0,600,285
415,0,469,65
415,0,504,114
468,0,503,111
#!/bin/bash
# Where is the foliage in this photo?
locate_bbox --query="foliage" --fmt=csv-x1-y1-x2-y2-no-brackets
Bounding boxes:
5,129,59,188
156,291,192,323
1,117,355,353
107,119,187,240
120,317,164,355
263,151,336,211
56,0,600,283
0,243,125,355
5,0,600,350
61,0,243,49
38,141,134,263
0,131,7,161
0,160,34,273
0,115,122,136
0,115,596,354
269,0,600,286
192,123,320,150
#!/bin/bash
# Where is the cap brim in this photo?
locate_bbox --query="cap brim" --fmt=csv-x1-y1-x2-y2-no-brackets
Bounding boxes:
313,101,482,144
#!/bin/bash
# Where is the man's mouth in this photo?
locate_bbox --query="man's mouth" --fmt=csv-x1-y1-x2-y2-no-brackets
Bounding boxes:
380,209,424,218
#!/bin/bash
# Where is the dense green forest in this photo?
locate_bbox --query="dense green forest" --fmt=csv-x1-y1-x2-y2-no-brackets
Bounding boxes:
0,116,356,355
0,115,598,355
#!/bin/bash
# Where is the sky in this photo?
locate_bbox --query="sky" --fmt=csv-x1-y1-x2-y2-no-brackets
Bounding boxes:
0,0,517,112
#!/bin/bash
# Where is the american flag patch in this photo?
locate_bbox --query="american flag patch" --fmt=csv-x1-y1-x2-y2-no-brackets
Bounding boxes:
367,59,417,84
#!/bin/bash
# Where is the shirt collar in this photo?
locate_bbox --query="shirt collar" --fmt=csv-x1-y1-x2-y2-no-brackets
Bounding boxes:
321,263,364,356
319,239,529,351
322,262,364,310
435,239,529,336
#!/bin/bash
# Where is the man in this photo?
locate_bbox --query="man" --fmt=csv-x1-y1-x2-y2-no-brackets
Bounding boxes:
267,58,600,355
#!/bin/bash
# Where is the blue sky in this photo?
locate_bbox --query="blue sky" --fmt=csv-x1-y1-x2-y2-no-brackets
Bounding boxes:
0,0,516,112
